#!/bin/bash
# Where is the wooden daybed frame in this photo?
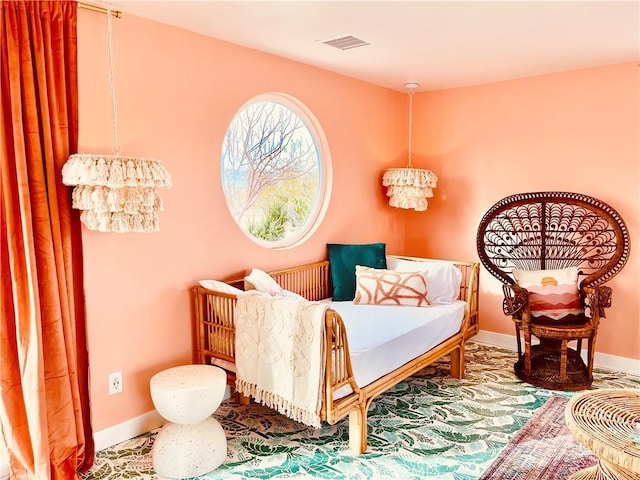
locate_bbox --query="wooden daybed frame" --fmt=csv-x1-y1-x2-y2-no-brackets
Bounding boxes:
190,255,480,454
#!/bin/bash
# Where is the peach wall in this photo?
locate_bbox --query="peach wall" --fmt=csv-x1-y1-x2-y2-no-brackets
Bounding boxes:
406,63,639,361
77,12,408,431
77,10,639,435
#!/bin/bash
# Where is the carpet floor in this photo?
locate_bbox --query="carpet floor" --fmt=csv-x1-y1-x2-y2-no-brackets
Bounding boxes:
478,394,597,480
80,343,640,480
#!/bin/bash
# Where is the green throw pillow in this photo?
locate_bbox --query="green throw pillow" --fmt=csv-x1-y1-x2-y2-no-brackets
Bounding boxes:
327,243,387,301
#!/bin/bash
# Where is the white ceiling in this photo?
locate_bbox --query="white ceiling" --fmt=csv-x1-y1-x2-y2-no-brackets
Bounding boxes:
113,1,640,92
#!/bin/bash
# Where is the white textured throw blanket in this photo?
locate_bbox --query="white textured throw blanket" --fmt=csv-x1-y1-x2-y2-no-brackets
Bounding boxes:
235,291,327,428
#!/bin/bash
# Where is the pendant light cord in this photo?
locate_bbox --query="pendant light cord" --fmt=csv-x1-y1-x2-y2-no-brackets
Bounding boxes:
105,1,121,155
407,86,414,168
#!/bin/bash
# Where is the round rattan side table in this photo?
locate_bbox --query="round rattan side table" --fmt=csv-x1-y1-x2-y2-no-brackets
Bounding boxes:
565,388,640,480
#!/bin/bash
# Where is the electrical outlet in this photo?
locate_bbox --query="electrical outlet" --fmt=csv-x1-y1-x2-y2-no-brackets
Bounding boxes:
108,371,123,395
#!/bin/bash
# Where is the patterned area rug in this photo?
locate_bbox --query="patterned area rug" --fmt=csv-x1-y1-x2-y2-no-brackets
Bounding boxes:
478,395,596,479
80,343,639,480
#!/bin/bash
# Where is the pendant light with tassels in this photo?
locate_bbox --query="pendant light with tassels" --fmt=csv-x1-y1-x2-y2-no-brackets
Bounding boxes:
382,82,437,211
62,1,171,232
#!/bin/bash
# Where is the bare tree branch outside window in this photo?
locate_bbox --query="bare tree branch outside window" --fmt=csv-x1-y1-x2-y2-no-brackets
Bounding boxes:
221,98,324,244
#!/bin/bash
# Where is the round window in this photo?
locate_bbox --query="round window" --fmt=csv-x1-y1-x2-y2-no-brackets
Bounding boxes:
221,93,331,248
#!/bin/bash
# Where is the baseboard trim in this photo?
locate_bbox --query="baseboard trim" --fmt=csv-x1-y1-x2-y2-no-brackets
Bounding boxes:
473,329,640,376
93,386,233,452
94,410,164,452
472,330,519,351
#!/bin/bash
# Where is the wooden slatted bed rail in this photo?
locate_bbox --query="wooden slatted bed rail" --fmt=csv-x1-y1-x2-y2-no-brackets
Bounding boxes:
189,256,480,454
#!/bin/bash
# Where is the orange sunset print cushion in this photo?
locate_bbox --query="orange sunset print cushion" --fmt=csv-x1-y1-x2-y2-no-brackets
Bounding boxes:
512,267,582,323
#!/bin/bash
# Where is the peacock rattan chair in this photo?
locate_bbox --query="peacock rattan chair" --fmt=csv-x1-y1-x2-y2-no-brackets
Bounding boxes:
476,192,630,391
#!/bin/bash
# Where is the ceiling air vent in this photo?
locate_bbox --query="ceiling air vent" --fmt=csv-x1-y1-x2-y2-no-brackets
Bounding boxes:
321,35,370,51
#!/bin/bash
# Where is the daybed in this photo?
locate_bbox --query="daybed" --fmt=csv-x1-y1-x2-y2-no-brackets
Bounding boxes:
190,255,480,454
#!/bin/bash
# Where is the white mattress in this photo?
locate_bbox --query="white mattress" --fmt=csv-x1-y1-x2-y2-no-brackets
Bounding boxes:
213,299,466,400
324,300,466,399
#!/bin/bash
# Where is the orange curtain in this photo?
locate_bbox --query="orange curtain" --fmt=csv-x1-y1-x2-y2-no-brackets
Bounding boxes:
0,1,94,479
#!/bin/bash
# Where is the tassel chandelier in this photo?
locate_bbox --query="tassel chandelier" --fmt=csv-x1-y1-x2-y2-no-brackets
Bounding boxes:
62,1,171,232
382,82,437,212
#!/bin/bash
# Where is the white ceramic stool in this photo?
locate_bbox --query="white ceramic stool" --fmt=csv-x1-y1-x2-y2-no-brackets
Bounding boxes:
150,364,227,479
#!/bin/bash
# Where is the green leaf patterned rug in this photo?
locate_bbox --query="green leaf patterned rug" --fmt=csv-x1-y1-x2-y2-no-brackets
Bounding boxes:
81,343,640,480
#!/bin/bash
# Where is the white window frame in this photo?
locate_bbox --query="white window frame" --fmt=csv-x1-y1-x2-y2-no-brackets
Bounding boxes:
221,93,332,249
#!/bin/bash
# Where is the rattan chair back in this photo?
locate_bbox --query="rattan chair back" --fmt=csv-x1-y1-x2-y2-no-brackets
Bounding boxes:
476,191,630,288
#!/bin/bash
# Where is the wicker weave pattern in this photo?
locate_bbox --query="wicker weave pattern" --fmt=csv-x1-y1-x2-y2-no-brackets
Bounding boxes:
477,191,630,288
565,389,640,479
476,192,631,391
